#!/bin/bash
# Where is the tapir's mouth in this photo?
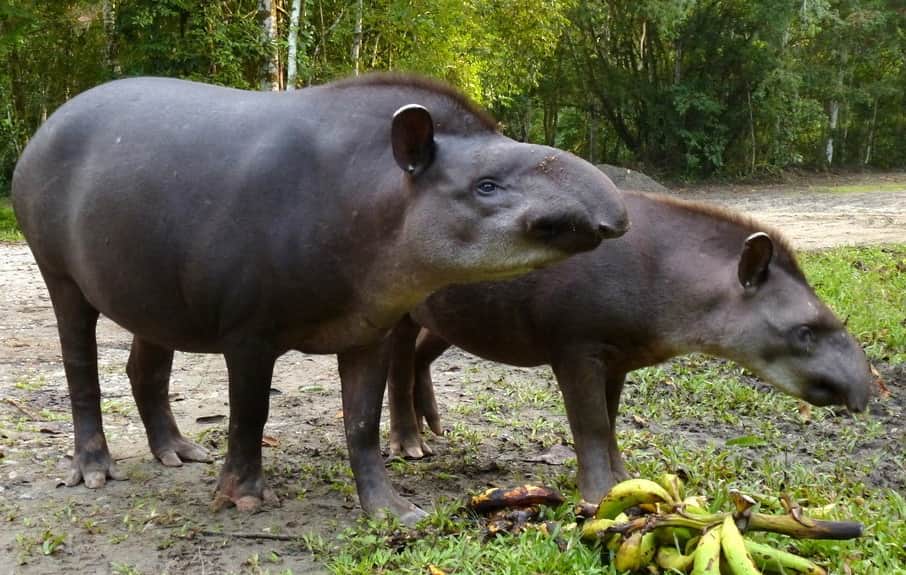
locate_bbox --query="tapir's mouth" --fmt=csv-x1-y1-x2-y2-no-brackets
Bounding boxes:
524,215,604,254
804,378,870,412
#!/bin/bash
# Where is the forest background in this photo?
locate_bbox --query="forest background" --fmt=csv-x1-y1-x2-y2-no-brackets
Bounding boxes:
1,0,904,196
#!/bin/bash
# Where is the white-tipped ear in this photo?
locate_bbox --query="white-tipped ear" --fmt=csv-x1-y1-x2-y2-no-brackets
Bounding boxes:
391,104,435,176
738,232,773,290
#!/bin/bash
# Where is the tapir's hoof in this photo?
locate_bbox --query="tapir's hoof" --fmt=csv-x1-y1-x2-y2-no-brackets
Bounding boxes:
153,437,213,467
389,435,434,460
211,481,278,512
66,450,127,488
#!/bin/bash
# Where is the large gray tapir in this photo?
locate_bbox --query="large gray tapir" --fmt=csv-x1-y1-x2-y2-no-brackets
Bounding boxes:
386,191,874,503
12,73,629,523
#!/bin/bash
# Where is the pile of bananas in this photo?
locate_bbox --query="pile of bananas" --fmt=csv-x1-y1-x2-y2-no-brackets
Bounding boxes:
579,474,862,574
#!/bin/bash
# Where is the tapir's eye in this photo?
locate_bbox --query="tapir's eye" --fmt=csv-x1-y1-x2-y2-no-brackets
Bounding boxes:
794,325,816,350
476,180,499,196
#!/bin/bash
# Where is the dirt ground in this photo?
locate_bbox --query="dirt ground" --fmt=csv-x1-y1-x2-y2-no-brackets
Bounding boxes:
1,174,904,574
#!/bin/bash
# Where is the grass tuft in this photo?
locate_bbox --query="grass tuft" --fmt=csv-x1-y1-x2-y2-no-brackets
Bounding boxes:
0,197,23,241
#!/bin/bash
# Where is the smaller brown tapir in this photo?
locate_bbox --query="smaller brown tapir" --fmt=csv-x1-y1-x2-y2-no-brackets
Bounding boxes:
387,191,874,503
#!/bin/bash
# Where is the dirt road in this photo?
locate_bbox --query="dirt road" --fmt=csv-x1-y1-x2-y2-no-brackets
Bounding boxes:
0,178,903,574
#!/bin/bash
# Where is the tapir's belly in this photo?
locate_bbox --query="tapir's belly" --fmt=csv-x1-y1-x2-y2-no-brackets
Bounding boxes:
413,297,550,367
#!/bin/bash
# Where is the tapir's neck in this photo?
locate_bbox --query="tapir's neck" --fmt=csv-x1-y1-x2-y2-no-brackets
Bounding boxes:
624,193,757,363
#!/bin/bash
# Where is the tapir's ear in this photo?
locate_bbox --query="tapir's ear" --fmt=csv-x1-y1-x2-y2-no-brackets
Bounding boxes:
738,232,774,290
391,104,435,176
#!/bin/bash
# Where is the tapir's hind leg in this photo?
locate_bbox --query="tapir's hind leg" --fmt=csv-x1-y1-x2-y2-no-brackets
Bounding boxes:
127,337,211,467
605,372,629,482
43,273,125,488
387,316,433,459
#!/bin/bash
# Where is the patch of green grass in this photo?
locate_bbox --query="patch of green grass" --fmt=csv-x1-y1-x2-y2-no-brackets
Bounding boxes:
0,197,22,241
812,182,906,193
799,244,906,362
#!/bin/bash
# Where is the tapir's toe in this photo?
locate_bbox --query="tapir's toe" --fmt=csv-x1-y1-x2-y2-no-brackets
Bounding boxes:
212,475,279,513
66,453,126,488
153,436,213,467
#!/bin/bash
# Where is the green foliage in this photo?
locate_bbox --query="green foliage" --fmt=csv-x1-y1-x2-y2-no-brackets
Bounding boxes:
0,0,903,184
799,244,906,362
0,198,22,241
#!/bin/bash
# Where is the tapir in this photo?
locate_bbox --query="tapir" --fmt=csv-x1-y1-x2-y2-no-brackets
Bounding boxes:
387,191,874,503
11,73,629,523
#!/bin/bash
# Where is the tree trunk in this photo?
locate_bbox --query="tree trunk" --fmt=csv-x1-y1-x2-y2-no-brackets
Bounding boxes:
825,100,838,165
103,0,120,77
352,0,363,75
673,40,682,85
747,87,756,174
286,0,303,90
259,0,280,91
864,98,877,165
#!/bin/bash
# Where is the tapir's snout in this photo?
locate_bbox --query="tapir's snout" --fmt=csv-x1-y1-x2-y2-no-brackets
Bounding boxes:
599,215,630,239
803,371,872,413
524,208,627,254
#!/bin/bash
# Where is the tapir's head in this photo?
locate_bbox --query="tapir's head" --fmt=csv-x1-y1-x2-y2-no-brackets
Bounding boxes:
390,105,628,283
727,232,873,412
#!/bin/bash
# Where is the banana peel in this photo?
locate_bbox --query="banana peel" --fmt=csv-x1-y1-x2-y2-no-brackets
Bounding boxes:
468,484,564,514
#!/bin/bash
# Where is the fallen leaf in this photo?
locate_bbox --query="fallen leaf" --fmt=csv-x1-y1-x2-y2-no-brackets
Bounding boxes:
631,414,648,427
870,364,890,398
261,435,279,447
798,401,812,422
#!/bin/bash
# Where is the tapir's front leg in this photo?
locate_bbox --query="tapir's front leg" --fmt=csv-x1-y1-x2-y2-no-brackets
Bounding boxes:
213,340,279,512
338,342,427,525
551,345,619,503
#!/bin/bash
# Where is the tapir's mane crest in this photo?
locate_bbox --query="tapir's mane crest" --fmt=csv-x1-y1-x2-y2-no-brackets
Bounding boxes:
634,191,805,278
326,72,499,132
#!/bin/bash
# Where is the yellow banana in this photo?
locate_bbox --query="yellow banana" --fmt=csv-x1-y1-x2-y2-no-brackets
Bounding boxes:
580,518,615,542
613,531,657,572
639,532,658,568
691,526,722,575
745,540,827,575
614,531,644,572
657,472,685,502
721,515,761,575
606,512,631,552
681,495,711,517
595,478,675,519
656,545,695,573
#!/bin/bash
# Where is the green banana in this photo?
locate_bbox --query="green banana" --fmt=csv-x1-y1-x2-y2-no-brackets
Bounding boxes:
721,515,761,575
595,478,675,519
613,530,657,572
656,545,695,573
745,540,827,575
691,526,722,575
655,525,696,547
657,472,686,502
